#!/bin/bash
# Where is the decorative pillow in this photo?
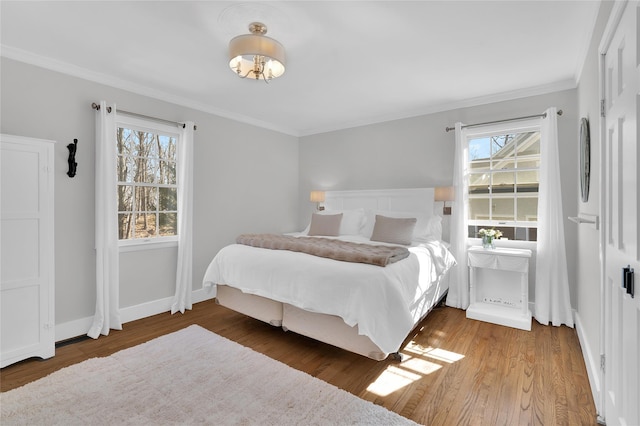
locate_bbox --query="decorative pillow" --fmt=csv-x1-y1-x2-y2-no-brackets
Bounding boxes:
307,213,343,236
362,210,435,241
370,215,417,245
302,209,365,235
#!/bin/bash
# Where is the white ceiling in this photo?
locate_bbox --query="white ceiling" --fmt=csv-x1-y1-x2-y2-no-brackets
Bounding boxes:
1,1,600,136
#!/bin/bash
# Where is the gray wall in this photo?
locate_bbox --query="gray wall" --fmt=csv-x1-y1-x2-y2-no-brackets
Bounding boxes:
1,57,299,326
299,89,579,308
1,48,594,347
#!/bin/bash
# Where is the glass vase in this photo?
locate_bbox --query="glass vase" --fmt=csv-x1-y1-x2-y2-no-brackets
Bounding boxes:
482,235,495,249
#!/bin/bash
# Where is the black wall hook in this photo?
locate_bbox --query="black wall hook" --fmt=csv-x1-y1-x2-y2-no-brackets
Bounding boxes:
67,139,78,177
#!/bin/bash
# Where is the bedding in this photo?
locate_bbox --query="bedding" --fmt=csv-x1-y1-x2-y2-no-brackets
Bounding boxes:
203,234,456,355
203,188,456,359
235,233,410,266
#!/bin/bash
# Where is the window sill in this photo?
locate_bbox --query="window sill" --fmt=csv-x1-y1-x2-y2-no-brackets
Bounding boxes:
119,239,178,252
468,238,536,251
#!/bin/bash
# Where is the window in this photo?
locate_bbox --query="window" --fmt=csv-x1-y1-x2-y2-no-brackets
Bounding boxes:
116,116,180,245
466,123,541,241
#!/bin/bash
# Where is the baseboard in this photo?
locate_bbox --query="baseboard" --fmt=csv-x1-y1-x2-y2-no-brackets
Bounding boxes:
55,317,94,343
574,311,602,416
55,287,216,342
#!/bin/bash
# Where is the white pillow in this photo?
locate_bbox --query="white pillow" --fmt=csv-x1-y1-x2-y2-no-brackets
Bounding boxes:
303,208,365,235
362,210,439,241
421,215,443,241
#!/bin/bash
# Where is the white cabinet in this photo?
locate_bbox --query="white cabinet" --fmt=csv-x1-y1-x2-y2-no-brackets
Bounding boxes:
466,246,532,331
1,134,55,367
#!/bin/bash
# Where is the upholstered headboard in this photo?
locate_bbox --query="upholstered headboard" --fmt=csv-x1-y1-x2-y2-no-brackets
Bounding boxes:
324,188,436,216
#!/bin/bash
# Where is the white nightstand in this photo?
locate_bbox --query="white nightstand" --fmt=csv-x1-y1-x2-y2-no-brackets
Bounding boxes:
466,246,532,331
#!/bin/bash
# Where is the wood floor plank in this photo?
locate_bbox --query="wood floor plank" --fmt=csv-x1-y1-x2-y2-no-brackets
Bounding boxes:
492,327,521,425
1,299,598,425
516,322,536,424
535,322,556,425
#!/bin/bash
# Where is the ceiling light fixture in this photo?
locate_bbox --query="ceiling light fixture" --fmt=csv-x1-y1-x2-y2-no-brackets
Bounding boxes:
228,22,286,83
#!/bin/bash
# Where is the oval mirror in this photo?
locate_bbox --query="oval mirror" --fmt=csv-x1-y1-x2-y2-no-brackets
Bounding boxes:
580,117,590,203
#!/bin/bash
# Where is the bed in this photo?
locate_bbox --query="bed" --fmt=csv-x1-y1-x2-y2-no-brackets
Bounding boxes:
202,188,456,360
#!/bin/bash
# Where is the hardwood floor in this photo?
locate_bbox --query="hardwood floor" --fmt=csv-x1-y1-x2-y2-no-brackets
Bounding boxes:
1,299,597,425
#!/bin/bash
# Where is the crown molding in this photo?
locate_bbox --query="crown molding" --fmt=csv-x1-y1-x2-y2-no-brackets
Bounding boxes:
298,78,577,136
0,45,300,137
2,44,577,138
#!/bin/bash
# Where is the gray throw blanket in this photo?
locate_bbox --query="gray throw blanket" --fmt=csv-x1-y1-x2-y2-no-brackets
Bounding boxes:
235,234,410,267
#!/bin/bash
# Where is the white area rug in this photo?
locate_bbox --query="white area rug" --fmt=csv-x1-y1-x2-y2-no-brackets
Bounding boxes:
1,325,416,425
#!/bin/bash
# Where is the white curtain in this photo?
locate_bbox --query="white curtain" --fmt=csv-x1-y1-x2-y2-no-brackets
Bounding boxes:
446,122,470,309
534,107,574,327
171,122,195,314
88,101,122,338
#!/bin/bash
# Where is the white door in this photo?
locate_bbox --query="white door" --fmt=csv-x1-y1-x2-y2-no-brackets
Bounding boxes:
0,134,55,368
602,1,640,424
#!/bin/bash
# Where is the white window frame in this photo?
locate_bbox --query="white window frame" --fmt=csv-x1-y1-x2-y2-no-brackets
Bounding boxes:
465,118,541,240
116,115,181,251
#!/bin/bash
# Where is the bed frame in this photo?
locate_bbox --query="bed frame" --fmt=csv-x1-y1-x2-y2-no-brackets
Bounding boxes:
215,188,450,360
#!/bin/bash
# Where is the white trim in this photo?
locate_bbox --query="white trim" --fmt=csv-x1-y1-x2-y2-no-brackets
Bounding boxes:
119,239,178,252
55,316,94,343
299,80,575,136
463,118,541,137
116,114,181,137
1,44,576,138
598,1,628,53
0,133,58,146
593,1,628,419
465,121,542,235
115,116,180,245
0,45,300,137
54,288,215,342
575,311,602,415
468,237,536,251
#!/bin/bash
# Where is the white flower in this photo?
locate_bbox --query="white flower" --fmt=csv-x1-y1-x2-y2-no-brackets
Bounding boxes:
478,228,502,238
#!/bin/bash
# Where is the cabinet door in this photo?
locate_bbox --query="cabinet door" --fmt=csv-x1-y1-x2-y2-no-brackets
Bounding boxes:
1,135,55,368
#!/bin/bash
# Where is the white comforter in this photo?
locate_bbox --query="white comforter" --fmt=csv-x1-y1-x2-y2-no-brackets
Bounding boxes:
202,235,456,354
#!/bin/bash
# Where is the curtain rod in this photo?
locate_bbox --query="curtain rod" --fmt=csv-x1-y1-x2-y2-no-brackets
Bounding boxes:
91,102,197,130
445,109,563,132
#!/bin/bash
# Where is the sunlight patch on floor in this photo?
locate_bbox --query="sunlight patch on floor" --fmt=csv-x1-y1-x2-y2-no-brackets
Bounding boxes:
404,341,465,363
366,341,465,397
401,356,442,375
366,366,422,397
425,347,465,363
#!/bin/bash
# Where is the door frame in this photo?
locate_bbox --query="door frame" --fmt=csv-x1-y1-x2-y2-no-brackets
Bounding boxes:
597,0,631,421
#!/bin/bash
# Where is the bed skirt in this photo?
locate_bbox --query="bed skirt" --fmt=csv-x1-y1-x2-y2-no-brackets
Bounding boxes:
214,274,449,361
